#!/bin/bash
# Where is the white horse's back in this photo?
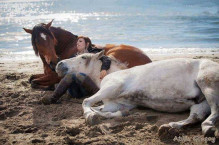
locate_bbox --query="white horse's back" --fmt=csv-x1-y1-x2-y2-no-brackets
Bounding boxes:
102,58,202,99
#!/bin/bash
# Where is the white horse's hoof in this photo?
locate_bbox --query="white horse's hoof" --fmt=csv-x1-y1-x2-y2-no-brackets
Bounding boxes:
158,124,172,137
84,112,100,126
204,127,217,137
158,124,180,140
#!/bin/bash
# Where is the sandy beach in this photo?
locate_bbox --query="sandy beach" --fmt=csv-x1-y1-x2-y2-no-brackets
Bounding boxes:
0,53,219,145
1,0,219,144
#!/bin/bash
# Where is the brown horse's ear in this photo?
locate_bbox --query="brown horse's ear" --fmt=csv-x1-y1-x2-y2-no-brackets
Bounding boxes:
45,19,54,29
23,28,33,34
96,50,105,59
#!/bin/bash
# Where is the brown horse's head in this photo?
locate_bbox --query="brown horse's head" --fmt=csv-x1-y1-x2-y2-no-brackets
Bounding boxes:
23,20,59,71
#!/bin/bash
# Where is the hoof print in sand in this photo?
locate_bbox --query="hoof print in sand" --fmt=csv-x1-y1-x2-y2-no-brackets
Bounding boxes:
11,125,38,134
6,73,21,80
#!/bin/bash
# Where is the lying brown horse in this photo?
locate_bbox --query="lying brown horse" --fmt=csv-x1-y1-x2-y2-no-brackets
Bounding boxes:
23,20,152,90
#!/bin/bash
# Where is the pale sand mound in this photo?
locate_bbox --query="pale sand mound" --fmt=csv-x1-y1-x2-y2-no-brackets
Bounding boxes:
0,54,218,144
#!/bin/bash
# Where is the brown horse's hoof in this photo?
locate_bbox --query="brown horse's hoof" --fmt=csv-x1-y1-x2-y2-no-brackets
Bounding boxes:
31,81,39,89
29,75,36,83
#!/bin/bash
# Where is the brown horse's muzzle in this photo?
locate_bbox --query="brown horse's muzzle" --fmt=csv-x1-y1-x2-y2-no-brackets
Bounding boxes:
56,61,69,77
49,57,61,71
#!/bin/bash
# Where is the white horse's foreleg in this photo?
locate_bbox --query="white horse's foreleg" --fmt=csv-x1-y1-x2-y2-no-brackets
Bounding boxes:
92,101,121,112
82,84,122,125
91,100,136,118
99,100,134,112
91,109,128,118
91,102,135,118
82,91,107,125
92,105,104,112
168,100,210,129
200,87,219,137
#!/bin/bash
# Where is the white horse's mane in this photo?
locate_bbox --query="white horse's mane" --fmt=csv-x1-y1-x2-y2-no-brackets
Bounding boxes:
77,52,128,70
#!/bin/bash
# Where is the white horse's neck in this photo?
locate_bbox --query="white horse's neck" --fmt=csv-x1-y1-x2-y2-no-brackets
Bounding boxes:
88,58,127,87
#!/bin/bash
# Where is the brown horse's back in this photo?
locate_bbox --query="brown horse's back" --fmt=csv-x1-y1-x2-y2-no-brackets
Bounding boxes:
104,44,152,68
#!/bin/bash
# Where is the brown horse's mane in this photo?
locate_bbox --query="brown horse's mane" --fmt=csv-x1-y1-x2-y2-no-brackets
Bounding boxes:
50,27,78,55
31,23,78,56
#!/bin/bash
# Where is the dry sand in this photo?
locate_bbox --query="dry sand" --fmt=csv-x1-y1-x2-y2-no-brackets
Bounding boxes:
0,53,219,145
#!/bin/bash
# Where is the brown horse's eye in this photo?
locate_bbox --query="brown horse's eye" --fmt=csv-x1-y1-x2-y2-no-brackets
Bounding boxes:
82,56,86,59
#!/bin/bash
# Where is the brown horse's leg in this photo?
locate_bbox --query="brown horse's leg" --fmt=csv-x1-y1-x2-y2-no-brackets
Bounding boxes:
31,73,60,90
32,74,55,82
32,74,60,84
31,84,55,90
30,60,60,89
32,76,60,86
29,74,45,83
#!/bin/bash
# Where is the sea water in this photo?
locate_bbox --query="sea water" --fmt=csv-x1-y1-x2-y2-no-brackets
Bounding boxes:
0,0,219,60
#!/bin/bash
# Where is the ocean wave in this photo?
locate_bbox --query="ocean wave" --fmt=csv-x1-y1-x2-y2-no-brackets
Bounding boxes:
143,47,219,55
0,48,218,62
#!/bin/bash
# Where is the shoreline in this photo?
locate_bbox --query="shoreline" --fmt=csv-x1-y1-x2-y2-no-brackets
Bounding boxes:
1,47,219,61
148,53,219,62
1,52,219,73
1,50,219,59
0,52,218,75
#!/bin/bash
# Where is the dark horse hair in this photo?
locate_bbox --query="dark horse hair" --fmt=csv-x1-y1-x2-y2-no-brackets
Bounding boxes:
77,35,98,51
31,23,55,56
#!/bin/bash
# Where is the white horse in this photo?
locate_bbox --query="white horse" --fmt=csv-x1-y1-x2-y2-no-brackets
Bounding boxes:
56,51,219,137
56,51,128,87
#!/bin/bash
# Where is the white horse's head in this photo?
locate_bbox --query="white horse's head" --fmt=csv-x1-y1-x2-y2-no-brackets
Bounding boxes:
56,51,104,77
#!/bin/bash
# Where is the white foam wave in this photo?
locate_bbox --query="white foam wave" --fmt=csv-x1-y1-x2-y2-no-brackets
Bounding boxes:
143,47,219,55
1,47,218,61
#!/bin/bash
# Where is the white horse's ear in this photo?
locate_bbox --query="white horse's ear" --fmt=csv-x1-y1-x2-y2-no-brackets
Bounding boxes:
96,50,105,59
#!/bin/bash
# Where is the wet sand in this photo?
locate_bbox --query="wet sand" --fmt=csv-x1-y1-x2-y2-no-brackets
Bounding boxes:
0,53,219,145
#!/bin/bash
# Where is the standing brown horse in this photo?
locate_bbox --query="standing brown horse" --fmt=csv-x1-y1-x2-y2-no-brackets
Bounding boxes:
23,20,152,90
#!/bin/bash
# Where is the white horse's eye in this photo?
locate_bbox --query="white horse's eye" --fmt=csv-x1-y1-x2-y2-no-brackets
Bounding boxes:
82,56,86,59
